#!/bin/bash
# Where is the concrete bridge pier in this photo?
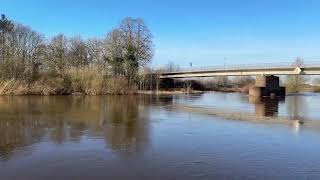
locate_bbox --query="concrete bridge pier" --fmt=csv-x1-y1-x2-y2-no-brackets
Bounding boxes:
249,75,285,97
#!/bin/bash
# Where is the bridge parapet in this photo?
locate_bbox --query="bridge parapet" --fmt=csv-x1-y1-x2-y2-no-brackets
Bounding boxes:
156,61,320,78
159,61,320,74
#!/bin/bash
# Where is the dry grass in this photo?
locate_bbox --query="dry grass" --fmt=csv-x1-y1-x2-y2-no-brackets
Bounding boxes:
0,77,71,95
311,86,320,92
0,79,22,95
238,84,253,93
66,66,106,95
0,66,136,95
105,76,134,95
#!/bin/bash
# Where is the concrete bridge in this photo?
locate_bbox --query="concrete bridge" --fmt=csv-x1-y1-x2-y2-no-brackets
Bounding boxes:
158,62,320,97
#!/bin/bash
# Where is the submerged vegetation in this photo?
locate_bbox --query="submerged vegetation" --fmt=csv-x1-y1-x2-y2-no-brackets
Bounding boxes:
0,14,155,95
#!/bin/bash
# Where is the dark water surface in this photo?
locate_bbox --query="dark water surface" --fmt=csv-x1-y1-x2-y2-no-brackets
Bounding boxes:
1,93,320,180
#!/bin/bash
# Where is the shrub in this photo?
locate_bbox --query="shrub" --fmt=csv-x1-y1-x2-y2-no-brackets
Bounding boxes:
105,76,134,95
66,66,106,95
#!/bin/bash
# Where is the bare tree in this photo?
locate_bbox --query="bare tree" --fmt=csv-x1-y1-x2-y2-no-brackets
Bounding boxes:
119,17,154,86
232,76,255,87
14,24,44,82
104,29,125,76
87,38,105,67
164,61,180,72
215,76,229,87
287,57,308,92
68,36,89,67
0,22,44,80
119,17,154,67
0,14,14,62
105,17,154,78
45,34,69,74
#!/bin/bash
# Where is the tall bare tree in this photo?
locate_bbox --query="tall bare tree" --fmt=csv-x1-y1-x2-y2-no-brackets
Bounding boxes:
45,34,69,74
119,17,154,85
87,38,105,67
105,29,125,76
164,61,180,72
233,76,255,87
287,57,308,92
0,21,44,80
13,24,44,81
102,17,154,89
0,14,14,62
68,36,89,67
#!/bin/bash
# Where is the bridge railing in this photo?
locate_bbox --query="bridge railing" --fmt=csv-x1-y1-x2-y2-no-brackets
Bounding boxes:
159,61,320,74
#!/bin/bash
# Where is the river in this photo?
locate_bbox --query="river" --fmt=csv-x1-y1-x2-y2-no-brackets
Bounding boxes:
0,93,320,179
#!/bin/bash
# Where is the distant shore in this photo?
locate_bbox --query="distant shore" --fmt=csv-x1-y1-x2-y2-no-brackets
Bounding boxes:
138,90,204,95
1,78,319,96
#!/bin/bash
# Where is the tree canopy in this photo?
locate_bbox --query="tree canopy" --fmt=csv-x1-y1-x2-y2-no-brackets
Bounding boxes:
0,15,154,86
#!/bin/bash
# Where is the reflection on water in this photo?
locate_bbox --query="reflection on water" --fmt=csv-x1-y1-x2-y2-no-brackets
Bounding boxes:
286,95,308,121
0,96,175,160
180,92,320,121
248,96,284,117
1,93,320,179
248,95,311,122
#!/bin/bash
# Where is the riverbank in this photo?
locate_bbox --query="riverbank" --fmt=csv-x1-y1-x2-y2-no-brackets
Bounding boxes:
208,84,252,93
211,84,320,94
0,77,133,95
286,84,320,93
0,78,204,96
1,77,319,96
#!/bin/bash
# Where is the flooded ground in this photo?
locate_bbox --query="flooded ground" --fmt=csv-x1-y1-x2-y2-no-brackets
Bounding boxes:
1,93,320,179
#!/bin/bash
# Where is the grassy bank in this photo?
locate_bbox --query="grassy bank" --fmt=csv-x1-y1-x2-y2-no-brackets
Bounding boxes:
209,84,252,93
0,67,135,95
0,75,254,96
286,84,320,93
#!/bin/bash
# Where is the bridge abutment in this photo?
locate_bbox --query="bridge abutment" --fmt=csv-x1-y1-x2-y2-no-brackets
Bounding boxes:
249,75,285,97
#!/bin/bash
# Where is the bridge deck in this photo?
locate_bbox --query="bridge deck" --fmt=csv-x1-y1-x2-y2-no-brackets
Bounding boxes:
159,62,320,78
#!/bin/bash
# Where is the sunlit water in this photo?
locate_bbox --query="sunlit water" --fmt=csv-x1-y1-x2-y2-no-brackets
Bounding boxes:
1,93,320,180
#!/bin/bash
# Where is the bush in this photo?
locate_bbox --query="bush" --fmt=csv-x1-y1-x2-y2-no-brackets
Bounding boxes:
66,66,106,95
0,65,138,95
313,86,320,92
105,76,134,95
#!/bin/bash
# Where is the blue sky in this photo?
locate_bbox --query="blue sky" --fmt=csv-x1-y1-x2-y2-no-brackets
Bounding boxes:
1,0,320,67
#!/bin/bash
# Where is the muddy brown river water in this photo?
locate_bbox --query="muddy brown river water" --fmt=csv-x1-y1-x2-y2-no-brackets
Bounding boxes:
1,93,320,179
